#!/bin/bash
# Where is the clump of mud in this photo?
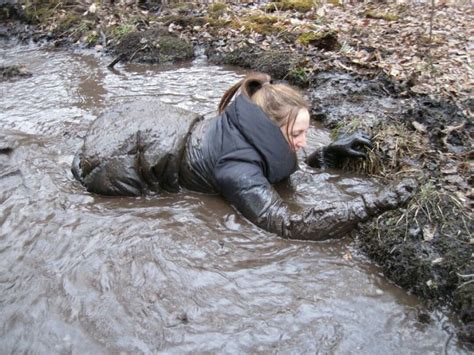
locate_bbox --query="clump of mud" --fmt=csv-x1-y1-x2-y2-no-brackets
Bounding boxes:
403,97,472,154
1,65,32,81
0,3,22,21
454,284,474,343
358,181,471,295
357,182,473,341
114,28,194,64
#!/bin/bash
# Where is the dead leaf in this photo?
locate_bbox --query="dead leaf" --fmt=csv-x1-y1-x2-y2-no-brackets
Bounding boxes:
89,3,97,14
412,121,427,133
441,166,458,175
410,84,430,94
423,224,436,242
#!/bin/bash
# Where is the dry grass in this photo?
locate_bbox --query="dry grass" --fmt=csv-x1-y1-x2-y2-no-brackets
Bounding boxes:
395,181,472,241
331,118,427,177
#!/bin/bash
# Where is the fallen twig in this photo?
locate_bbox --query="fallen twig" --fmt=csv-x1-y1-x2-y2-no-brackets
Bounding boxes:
107,53,125,69
129,45,149,62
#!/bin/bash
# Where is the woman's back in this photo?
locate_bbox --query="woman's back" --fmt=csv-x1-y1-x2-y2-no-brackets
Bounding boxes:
179,94,297,194
72,99,202,196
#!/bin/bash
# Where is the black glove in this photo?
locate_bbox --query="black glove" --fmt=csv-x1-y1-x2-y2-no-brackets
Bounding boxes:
322,131,373,168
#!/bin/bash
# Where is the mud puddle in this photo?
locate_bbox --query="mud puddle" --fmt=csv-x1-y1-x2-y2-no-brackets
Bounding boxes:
0,41,470,353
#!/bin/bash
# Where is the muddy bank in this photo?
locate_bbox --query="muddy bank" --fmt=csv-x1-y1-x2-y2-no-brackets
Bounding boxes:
304,71,472,342
110,28,193,66
1,0,473,343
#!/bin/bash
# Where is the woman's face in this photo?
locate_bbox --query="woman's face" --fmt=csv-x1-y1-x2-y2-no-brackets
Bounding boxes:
281,108,310,151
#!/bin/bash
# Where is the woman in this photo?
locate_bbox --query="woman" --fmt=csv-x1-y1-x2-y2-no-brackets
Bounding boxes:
72,72,414,240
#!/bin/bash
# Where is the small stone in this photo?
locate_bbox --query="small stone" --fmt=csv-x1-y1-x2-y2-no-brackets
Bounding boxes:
417,312,432,324
441,166,458,175
177,312,188,323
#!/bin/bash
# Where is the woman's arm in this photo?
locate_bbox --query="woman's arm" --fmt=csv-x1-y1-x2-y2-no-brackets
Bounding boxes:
214,159,415,241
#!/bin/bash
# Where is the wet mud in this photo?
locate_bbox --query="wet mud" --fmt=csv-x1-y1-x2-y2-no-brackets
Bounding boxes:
1,42,472,352
113,28,194,65
305,71,473,342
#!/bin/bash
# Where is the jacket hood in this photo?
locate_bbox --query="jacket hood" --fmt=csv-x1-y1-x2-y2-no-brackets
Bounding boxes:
225,95,297,182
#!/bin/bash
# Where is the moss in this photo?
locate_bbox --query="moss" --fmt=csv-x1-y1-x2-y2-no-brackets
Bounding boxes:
297,30,339,51
86,30,99,46
365,11,400,21
168,2,195,13
55,13,82,33
158,35,194,62
23,0,61,24
208,45,308,86
230,15,285,36
243,22,286,36
289,66,311,86
204,16,232,29
327,0,343,6
297,31,322,45
159,14,205,28
266,0,315,13
115,29,193,64
112,24,136,41
208,3,227,16
22,1,95,42
245,15,279,25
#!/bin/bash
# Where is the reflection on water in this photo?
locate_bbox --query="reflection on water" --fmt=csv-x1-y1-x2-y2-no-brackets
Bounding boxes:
0,41,468,353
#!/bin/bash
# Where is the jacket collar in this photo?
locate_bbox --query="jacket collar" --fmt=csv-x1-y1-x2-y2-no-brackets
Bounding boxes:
225,95,297,182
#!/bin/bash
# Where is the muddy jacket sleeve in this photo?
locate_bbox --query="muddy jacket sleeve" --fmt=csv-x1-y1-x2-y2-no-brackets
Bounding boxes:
214,158,416,241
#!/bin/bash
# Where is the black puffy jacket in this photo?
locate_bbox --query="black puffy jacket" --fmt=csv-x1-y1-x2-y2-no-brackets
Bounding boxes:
72,96,414,240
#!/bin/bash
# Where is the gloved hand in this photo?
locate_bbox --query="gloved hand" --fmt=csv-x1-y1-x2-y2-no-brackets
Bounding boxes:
363,178,418,215
323,131,373,167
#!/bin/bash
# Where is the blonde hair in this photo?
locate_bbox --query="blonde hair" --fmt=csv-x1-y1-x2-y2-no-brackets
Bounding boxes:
218,72,309,147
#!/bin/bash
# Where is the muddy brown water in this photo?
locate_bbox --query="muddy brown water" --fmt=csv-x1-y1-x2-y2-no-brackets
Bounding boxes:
0,42,469,354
